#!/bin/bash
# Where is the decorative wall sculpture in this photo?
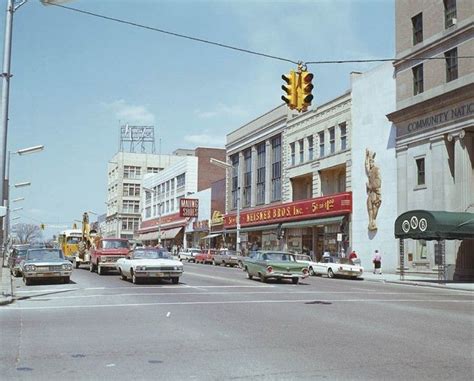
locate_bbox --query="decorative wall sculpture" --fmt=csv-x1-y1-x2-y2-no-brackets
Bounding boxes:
365,149,382,231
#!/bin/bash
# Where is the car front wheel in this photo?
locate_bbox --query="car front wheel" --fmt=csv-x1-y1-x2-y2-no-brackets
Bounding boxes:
292,277,299,285
309,267,315,276
246,267,253,280
23,277,31,286
131,270,139,284
327,268,335,278
171,277,179,284
63,277,70,284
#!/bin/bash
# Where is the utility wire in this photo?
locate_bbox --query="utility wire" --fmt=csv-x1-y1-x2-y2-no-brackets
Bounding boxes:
48,3,299,65
48,3,474,66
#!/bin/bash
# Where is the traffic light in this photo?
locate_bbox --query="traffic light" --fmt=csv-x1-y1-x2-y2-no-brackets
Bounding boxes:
281,70,297,110
40,223,45,230
298,70,314,112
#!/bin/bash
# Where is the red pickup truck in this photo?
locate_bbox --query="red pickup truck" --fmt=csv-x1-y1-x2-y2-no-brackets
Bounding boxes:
89,238,130,275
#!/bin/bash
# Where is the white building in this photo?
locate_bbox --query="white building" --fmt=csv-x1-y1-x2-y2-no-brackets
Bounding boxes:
351,63,398,272
105,151,185,239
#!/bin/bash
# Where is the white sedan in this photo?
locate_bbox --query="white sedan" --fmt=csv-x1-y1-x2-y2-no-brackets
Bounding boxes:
116,248,184,284
312,257,364,279
294,254,319,276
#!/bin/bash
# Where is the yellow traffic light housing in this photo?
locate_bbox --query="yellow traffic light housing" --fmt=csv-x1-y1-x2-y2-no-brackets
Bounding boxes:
281,71,297,110
298,70,314,112
40,223,45,230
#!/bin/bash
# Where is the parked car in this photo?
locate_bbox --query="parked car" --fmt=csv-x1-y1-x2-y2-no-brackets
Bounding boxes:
116,247,183,284
243,251,309,284
294,254,318,276
178,248,201,263
8,245,29,277
213,249,240,267
312,257,364,279
195,249,217,264
21,248,73,285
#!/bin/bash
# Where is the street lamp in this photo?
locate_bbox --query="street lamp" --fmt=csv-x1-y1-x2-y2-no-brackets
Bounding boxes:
14,181,31,188
143,186,162,245
209,158,241,252
12,197,24,202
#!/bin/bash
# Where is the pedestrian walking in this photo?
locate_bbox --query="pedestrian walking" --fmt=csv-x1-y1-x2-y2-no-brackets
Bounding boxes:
373,250,382,274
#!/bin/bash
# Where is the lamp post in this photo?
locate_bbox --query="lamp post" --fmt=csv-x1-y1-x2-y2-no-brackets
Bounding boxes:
209,158,240,251
143,186,162,246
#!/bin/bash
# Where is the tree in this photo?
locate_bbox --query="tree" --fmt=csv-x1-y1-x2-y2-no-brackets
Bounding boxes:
12,223,42,244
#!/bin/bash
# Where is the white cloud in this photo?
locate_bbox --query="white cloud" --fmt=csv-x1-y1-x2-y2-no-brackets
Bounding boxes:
102,99,155,125
194,103,248,119
184,133,226,147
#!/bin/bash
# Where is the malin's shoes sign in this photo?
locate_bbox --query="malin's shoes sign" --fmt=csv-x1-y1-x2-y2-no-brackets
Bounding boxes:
180,198,199,218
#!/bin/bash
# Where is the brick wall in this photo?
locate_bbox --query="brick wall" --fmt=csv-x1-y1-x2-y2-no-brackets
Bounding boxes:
195,147,226,191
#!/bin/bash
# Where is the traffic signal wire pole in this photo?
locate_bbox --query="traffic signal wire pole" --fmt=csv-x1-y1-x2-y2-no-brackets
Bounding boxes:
209,158,240,252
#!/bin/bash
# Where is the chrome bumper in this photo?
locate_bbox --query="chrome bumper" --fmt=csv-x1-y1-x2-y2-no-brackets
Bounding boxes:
24,270,72,278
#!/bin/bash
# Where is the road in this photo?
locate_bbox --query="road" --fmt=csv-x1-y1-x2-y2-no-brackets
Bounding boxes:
1,262,473,380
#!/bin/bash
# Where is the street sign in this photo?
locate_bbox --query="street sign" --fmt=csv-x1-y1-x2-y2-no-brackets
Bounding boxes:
0,206,6,217
337,233,342,242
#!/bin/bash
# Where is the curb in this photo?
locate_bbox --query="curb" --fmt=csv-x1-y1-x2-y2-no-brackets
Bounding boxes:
363,276,474,292
0,266,14,306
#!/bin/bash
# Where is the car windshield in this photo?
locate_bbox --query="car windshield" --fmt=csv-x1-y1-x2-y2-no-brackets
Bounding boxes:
103,240,129,249
338,258,355,265
27,249,64,261
133,250,172,259
67,237,81,244
261,253,296,262
296,255,311,261
16,249,28,257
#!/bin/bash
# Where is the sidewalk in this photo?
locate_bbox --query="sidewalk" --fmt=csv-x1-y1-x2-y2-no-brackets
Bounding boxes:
0,265,13,305
362,271,474,292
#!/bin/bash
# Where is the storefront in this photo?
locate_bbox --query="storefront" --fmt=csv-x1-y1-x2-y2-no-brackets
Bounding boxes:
223,192,352,258
138,213,188,250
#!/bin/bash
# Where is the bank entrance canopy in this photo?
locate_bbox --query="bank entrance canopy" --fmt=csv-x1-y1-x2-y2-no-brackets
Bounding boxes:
394,210,474,240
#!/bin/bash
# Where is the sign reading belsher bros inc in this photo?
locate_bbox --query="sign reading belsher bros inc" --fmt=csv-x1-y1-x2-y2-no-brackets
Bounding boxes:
179,198,199,217
224,192,352,228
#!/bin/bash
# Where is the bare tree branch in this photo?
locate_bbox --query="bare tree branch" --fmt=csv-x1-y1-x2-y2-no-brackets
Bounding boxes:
12,223,43,244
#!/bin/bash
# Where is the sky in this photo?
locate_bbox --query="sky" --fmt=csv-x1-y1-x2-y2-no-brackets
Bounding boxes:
1,0,395,239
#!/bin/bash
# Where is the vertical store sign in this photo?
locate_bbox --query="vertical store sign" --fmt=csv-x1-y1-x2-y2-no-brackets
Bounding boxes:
180,198,199,217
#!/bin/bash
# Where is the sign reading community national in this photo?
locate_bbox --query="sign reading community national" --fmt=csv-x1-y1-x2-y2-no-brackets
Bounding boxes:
179,198,199,217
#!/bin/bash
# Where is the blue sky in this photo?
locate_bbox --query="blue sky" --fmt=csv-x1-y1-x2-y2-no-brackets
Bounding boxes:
2,0,394,238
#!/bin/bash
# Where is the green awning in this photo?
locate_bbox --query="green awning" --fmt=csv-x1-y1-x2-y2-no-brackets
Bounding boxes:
282,216,344,229
394,210,474,240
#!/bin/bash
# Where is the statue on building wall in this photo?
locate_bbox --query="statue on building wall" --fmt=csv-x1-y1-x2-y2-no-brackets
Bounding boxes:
365,149,382,231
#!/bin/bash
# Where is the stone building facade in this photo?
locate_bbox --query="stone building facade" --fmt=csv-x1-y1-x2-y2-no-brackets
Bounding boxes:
387,0,474,279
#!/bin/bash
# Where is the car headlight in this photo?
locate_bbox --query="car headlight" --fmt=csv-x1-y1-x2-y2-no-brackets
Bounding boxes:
136,266,146,271
62,264,72,270
25,265,36,272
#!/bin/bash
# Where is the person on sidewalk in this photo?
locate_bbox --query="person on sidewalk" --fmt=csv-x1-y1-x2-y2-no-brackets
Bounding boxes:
349,250,361,265
373,250,382,274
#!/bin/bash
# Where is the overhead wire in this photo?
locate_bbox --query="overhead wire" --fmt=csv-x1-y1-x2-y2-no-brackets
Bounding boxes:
48,3,474,66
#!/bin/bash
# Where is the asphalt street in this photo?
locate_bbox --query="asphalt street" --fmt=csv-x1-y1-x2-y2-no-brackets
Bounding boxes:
1,262,473,380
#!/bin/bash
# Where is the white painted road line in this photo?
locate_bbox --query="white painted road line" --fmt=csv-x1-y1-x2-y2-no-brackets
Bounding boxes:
4,298,472,311
13,290,474,301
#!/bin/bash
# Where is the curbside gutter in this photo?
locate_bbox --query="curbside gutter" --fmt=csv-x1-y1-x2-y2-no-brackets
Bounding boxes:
363,275,474,292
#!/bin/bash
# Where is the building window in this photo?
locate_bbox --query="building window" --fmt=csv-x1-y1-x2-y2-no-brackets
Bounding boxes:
171,198,174,211
329,127,335,154
123,165,141,179
176,173,185,188
123,183,140,197
413,64,424,95
340,123,347,151
416,158,425,186
290,142,295,166
256,143,266,205
444,0,457,28
299,139,304,163
231,154,239,209
412,13,423,45
147,167,159,174
122,200,140,214
271,136,281,202
445,48,458,82
308,136,314,161
243,149,252,207
319,132,325,158
122,217,139,231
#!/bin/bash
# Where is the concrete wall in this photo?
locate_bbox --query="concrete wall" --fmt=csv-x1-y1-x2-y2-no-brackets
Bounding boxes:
351,63,398,272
